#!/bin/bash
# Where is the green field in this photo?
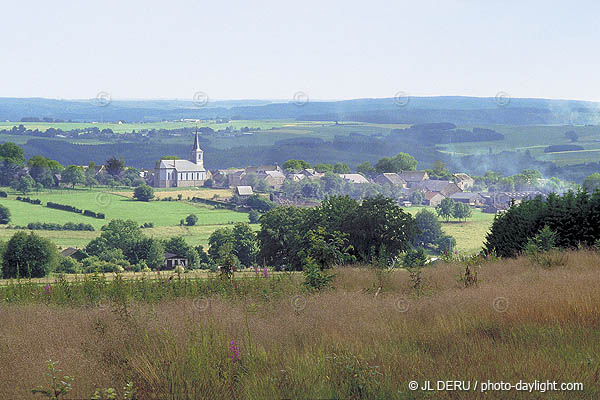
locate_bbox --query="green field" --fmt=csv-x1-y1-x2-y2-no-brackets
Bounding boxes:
405,206,495,253
0,188,253,248
0,188,494,254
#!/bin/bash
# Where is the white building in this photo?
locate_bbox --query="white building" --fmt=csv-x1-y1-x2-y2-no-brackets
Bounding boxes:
154,131,210,187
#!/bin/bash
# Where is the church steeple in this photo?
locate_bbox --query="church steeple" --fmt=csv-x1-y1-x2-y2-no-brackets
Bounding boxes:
190,129,204,167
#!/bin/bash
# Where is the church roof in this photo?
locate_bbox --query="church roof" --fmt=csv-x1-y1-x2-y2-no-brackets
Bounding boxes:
157,159,206,172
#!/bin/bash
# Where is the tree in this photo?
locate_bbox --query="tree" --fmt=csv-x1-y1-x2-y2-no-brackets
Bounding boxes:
408,190,425,205
208,227,235,261
314,163,334,173
282,159,311,173
413,209,443,247
244,194,275,212
452,202,472,222
333,163,350,173
402,247,427,268
583,173,600,193
133,184,154,201
300,227,351,269
208,223,257,267
436,198,456,222
62,165,85,188
95,219,144,263
186,214,198,226
356,161,375,177
105,156,125,176
375,152,417,173
0,204,10,224
565,130,579,142
2,231,58,278
11,175,35,194
248,209,261,223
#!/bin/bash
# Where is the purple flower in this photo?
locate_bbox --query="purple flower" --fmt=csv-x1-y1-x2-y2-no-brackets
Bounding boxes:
44,284,52,296
263,266,269,278
230,340,241,362
253,265,259,274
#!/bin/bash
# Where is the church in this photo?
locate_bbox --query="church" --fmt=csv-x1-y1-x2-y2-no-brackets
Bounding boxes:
154,131,210,187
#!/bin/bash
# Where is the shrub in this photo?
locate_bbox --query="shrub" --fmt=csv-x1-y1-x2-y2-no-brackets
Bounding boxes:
303,258,335,291
0,191,7,198
248,209,260,223
56,256,82,274
185,214,198,226
2,231,58,278
133,184,154,201
0,204,10,224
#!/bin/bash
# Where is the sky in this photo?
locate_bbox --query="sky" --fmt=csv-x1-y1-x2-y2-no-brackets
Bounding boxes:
2,0,599,102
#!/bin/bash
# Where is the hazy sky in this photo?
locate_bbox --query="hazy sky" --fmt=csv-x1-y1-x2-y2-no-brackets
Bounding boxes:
2,0,599,101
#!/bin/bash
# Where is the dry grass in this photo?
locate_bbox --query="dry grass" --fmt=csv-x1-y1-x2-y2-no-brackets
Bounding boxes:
1,251,599,398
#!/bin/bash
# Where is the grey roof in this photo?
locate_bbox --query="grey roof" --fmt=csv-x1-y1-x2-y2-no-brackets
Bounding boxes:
398,171,428,182
339,174,369,184
377,173,406,185
261,170,286,179
157,159,206,172
164,252,186,259
60,247,80,257
236,186,254,196
450,192,483,200
415,180,456,192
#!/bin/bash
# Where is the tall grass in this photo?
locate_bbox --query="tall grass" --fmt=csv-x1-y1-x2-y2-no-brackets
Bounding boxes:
1,251,599,398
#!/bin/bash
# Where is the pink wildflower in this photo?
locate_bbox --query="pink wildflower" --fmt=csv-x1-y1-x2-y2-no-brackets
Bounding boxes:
44,284,52,296
263,266,269,278
230,340,241,362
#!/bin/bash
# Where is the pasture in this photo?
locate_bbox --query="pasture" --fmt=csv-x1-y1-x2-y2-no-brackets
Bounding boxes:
0,188,251,248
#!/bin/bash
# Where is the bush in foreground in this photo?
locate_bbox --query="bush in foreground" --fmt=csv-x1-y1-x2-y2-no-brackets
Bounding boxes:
1,231,58,278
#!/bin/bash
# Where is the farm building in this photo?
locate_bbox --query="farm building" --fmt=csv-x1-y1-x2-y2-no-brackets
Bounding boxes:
235,186,254,198
375,173,407,187
414,180,462,197
424,191,445,207
398,171,429,187
449,192,485,206
339,173,370,184
453,173,474,190
60,247,87,262
164,252,188,269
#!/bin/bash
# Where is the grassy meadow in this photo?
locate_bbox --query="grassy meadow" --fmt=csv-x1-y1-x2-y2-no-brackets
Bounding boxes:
0,187,252,248
0,250,598,398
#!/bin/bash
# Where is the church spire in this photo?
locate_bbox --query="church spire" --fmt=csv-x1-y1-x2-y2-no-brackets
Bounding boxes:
193,128,201,150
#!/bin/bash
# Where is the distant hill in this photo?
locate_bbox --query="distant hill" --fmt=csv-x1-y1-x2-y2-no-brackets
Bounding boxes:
1,96,599,125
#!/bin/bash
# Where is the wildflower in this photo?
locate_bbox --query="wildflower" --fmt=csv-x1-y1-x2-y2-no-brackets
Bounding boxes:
230,340,241,362
44,284,52,296
263,266,269,278
253,265,259,274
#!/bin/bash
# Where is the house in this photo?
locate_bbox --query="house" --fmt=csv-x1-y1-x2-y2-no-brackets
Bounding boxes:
235,185,254,198
449,192,485,206
53,173,62,187
212,169,245,188
60,247,87,262
424,191,445,207
453,173,475,190
164,252,188,269
398,171,429,187
289,173,306,182
245,165,282,174
375,173,407,187
339,173,370,184
154,132,209,187
414,180,462,197
257,170,286,189
300,169,324,180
